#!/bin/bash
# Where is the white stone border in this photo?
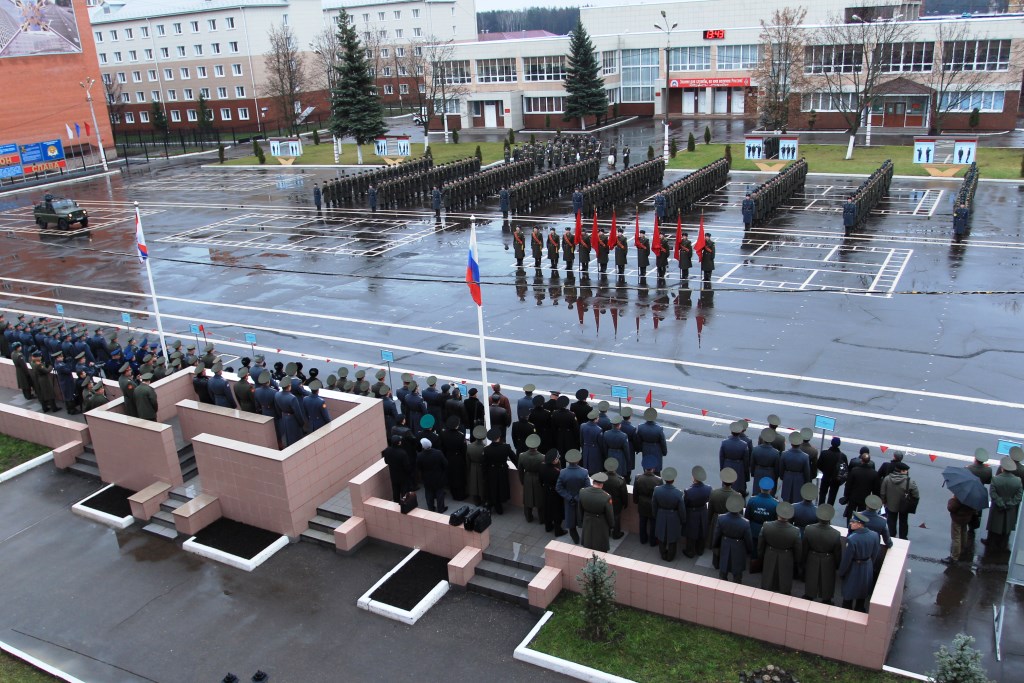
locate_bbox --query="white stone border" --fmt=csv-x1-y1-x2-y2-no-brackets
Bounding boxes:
71,484,135,530
182,533,289,572
0,451,53,483
513,611,637,683
0,639,88,683
356,548,450,626
882,665,932,681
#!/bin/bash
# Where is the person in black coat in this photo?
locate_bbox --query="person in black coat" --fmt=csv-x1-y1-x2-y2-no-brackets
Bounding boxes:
842,448,879,520
440,415,469,500
383,436,414,503
817,436,849,505
551,395,579,455
489,395,511,443
538,449,567,536
417,438,448,512
529,395,554,452
463,388,485,437
511,414,537,459
482,429,513,514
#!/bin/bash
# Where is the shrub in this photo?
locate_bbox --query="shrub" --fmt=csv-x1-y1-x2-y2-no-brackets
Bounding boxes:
452,129,459,144
687,132,696,152
507,128,515,144
930,634,992,683
530,133,536,144
312,129,321,145
577,554,616,642
704,125,712,145
647,145,654,160
969,107,980,129
669,138,678,159
545,114,551,128
474,144,482,162
218,144,225,164
724,144,732,167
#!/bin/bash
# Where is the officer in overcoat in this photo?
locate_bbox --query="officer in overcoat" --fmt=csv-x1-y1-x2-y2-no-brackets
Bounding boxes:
517,433,545,522
714,493,753,582
839,511,880,612
580,472,615,551
602,458,629,539
683,465,712,557
759,501,803,594
802,503,842,604
719,421,751,496
652,467,686,561
556,449,591,543
635,408,667,474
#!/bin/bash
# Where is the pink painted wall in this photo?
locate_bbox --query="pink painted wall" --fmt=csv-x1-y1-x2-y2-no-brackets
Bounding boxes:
536,538,910,669
0,404,90,450
177,399,277,450
152,370,199,423
360,497,489,559
84,411,182,491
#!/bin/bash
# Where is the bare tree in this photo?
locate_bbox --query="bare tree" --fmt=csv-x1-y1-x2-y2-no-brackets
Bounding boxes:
264,23,308,135
806,8,917,142
309,24,341,94
402,38,470,149
104,79,127,133
923,22,1019,134
754,7,808,131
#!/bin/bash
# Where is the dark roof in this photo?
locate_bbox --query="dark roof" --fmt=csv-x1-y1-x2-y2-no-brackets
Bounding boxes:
875,77,934,96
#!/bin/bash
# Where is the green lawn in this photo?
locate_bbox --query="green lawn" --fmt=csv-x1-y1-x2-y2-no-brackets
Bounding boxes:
0,652,57,682
222,140,509,167
530,593,904,683
668,142,1024,179
0,434,50,474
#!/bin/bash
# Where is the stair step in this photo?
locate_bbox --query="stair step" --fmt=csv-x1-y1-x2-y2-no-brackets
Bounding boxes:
316,506,350,523
149,510,176,529
75,451,98,467
473,559,537,587
467,574,529,606
66,462,101,481
142,523,179,540
482,547,545,573
168,484,199,503
308,515,342,534
179,454,196,469
181,462,199,482
299,528,336,548
159,498,185,513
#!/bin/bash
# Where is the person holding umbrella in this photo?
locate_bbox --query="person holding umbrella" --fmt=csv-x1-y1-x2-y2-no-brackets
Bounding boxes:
942,464,990,565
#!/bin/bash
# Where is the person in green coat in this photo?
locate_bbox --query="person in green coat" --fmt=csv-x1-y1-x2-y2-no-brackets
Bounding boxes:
580,472,615,552
517,433,545,523
133,372,159,421
118,363,138,418
30,352,58,413
759,501,803,595
11,343,34,400
83,380,110,412
985,457,1023,550
602,458,629,539
801,503,842,604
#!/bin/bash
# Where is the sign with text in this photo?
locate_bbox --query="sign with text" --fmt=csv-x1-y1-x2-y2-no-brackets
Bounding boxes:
997,440,1022,456
610,385,629,399
244,333,257,344
0,143,22,178
121,312,131,324
55,304,64,315
670,77,749,89
380,349,395,363
19,139,66,174
189,323,201,335
814,414,837,432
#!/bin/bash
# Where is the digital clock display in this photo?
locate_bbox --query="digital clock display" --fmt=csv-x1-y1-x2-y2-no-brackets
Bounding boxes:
703,29,726,40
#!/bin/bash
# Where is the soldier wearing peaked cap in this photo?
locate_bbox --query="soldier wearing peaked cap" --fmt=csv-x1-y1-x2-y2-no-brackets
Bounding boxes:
759,501,803,594
801,504,842,604
780,431,811,504
482,428,513,514
466,425,489,504
750,428,780,496
840,511,880,612
984,457,1022,550
682,465,711,558
720,421,750,496
556,449,591,543
134,372,158,421
569,388,592,426
201,344,217,369
119,362,139,418
83,379,109,412
517,433,545,522
714,493,753,583
208,363,236,409
303,379,332,433
233,366,257,413
518,383,537,421
708,468,738,569
792,482,819,531
636,407,667,475
602,457,629,539
579,471,615,551
652,467,686,561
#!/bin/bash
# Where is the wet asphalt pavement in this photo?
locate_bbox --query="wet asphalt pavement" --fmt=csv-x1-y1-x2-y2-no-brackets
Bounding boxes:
0,120,1023,678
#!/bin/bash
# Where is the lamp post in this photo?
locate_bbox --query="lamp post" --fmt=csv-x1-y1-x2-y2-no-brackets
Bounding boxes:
79,77,109,171
654,10,678,162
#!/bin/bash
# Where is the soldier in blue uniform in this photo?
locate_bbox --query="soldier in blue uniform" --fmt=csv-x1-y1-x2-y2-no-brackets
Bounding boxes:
273,378,308,447
713,493,753,583
779,431,811,503
654,192,666,221
652,467,686,561
683,465,712,557
53,351,78,414
745,477,779,567
741,192,755,229
302,379,332,432
952,202,969,238
843,196,858,230
432,185,443,219
619,406,638,479
556,449,591,543
208,363,236,409
750,427,780,496
862,494,893,575
635,407,667,474
839,511,880,612
793,482,819,532
254,372,281,441
572,187,583,217
313,183,322,212
499,185,510,220
579,409,603,474
368,183,378,212
719,421,751,496
599,413,630,476
422,375,444,431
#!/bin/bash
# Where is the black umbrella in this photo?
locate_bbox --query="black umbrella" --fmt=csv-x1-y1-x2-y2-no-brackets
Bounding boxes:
941,466,988,512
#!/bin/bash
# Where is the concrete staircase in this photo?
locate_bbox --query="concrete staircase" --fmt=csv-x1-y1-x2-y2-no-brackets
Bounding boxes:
66,444,198,483
467,547,544,607
141,483,197,540
299,488,352,548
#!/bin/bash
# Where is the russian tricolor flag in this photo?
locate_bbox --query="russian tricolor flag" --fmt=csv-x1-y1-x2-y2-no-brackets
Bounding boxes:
466,224,481,306
135,207,149,263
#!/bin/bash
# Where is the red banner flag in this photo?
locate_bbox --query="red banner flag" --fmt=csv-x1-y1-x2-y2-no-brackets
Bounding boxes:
84,121,92,136
633,213,640,248
610,210,617,241
673,212,682,260
590,210,600,251
644,390,652,405
574,210,583,246
652,216,661,254
694,213,706,262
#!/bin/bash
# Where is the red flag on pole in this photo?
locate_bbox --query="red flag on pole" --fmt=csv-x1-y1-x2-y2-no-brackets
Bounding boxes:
84,121,92,136
633,213,640,248
610,209,617,240
590,210,600,251
652,216,661,255
694,213,706,262
644,390,652,405
673,212,682,260
574,210,583,246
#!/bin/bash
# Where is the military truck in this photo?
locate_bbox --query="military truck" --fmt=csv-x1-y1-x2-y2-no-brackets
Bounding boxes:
34,194,88,229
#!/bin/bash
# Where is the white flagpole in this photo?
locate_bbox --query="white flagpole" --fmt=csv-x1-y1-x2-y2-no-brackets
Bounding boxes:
471,217,492,434
134,201,169,358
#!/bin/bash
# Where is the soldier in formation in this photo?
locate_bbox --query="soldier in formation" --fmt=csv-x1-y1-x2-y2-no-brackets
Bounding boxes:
742,158,808,227
841,159,893,230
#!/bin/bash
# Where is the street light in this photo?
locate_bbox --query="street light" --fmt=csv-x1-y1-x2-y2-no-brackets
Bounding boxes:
79,77,109,172
654,10,678,162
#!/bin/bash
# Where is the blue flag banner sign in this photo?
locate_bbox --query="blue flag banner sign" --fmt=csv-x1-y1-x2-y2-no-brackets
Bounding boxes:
121,312,132,324
380,350,395,363
610,385,629,399
814,415,837,432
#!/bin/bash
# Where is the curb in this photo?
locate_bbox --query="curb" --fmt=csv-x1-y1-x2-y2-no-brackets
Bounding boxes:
356,548,451,625
0,450,54,483
0,170,120,198
882,665,932,681
0,640,88,683
183,533,289,572
513,611,637,683
665,167,1022,183
71,484,134,530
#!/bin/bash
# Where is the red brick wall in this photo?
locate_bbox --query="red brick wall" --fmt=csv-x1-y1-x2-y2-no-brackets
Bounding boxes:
0,0,115,155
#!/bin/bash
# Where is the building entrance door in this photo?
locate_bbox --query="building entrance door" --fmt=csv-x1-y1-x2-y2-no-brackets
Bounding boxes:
883,100,906,127
484,103,498,128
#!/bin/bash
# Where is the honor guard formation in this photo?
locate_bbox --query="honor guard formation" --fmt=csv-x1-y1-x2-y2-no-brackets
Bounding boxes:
741,158,809,228
952,162,979,238
842,160,894,230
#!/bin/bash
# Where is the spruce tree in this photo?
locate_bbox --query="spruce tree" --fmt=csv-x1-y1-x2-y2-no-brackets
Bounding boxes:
329,9,386,165
563,19,606,131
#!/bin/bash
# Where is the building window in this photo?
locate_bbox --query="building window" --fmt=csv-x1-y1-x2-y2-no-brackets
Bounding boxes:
132,70,141,82
151,90,160,101
128,50,137,61
140,110,150,123
621,48,659,101
229,41,239,53
164,68,173,80
95,30,104,43
605,87,619,105
602,50,618,75
804,44,863,74
160,47,169,58
800,92,857,111
414,47,423,58
109,29,118,41
437,60,471,84
113,51,122,62
398,66,408,76
99,53,108,64
383,84,394,95
433,98,460,114
177,46,186,57
168,89,177,101
106,93,115,105
413,9,420,18
136,91,146,102
197,66,207,78
170,110,181,122
361,13,369,22
399,83,409,94
190,21,199,33
238,107,250,120
413,27,422,37
173,23,182,35
382,66,392,76
200,87,210,98
415,64,424,75
880,42,933,73
180,67,190,79
523,96,566,113
212,43,221,54
669,46,711,71
125,112,135,123
379,30,387,39
116,71,127,83
380,48,389,58
120,92,130,103
368,67,376,77
378,11,385,20
140,26,149,38
156,24,165,37
226,17,235,29
716,44,761,70
101,73,112,85
477,58,517,83
194,44,203,56
231,63,242,76
418,83,426,94
144,48,153,59
187,109,198,121
215,65,225,77
235,86,245,97
394,10,401,19
363,32,371,41
217,86,227,98
939,90,1006,112
395,29,403,38
124,28,133,40
943,40,1011,72
396,47,405,57
148,69,157,81
184,88,194,99
523,55,567,81
208,19,217,31
220,108,232,120
110,113,121,124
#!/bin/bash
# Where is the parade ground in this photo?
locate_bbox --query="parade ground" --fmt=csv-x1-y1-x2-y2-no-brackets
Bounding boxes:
0,133,1022,680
